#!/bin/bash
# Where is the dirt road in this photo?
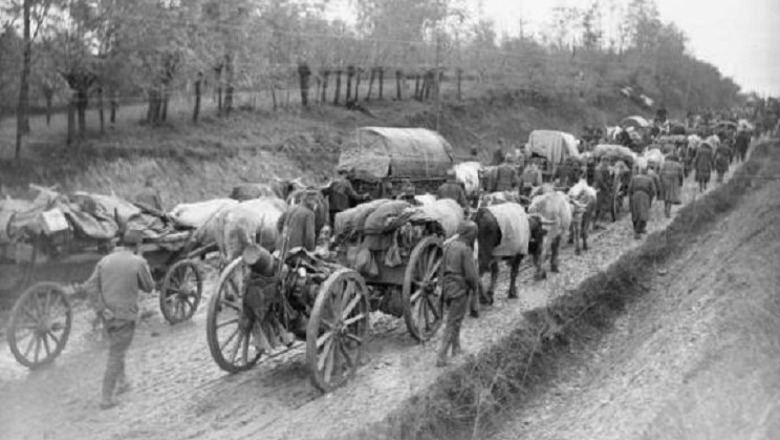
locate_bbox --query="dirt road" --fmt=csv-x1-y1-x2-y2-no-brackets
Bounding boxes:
490,159,780,440
0,159,746,440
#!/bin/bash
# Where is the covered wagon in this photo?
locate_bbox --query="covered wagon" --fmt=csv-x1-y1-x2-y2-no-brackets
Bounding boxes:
524,130,581,183
335,127,455,199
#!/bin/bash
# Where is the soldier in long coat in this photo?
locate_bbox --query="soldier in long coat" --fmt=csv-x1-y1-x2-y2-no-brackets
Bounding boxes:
277,204,316,252
714,143,732,184
660,155,684,218
437,171,469,209
628,168,657,239
592,157,613,226
693,143,715,193
493,162,518,192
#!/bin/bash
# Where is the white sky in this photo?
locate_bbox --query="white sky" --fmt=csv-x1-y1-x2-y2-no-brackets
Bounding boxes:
326,0,780,96
478,0,780,96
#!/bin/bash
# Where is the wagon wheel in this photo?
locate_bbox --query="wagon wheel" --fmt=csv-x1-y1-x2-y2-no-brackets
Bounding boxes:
7,282,72,369
206,257,262,373
402,236,445,342
160,260,203,325
306,268,369,393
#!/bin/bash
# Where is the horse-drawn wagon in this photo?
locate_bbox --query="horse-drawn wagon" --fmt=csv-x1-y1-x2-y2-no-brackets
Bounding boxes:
205,198,462,392
335,127,455,199
3,188,221,369
524,130,581,186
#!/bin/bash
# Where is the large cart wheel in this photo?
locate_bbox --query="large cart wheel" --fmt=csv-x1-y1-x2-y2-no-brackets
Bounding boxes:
160,260,203,325
206,257,262,373
402,236,445,342
306,269,369,393
7,282,72,369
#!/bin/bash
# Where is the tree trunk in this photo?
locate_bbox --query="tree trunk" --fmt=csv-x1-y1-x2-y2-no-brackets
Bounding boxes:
354,68,362,102
67,91,76,146
45,92,53,126
345,65,354,104
14,0,31,161
110,91,118,124
224,55,234,115
320,70,329,104
456,68,462,101
395,70,403,100
270,86,278,111
315,75,322,106
161,86,169,122
147,88,161,126
333,69,342,105
298,63,311,107
98,87,105,134
193,74,202,123
366,67,375,101
77,89,87,138
378,67,384,100
414,74,421,100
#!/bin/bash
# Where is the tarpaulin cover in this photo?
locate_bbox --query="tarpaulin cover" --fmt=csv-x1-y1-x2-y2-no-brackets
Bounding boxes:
486,203,530,257
169,199,238,229
592,144,638,164
406,199,464,238
334,199,394,239
336,127,455,180
620,116,651,129
525,130,580,176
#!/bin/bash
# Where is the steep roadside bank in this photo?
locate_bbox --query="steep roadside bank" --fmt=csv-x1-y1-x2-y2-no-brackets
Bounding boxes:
491,151,780,440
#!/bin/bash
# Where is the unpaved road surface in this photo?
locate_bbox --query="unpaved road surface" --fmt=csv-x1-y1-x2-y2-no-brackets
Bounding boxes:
0,159,745,440
492,158,780,440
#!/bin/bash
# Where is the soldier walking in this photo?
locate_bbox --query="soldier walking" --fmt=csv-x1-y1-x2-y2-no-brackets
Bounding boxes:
83,230,154,410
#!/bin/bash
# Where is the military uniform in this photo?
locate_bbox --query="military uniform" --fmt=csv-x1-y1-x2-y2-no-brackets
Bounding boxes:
437,222,480,367
83,231,154,409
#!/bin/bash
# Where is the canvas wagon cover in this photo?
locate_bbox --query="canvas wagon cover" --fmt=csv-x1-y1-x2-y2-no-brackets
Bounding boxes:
406,199,464,238
336,127,455,180
525,130,580,165
592,144,638,164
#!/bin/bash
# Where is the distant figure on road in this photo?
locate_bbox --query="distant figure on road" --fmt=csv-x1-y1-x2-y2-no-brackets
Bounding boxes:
83,229,154,410
694,142,715,193
660,154,684,218
437,170,469,209
325,171,368,226
135,176,164,213
492,139,505,165
628,168,658,239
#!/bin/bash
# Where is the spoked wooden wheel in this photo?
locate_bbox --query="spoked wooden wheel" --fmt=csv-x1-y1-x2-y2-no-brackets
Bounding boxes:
8,282,72,369
160,260,203,324
402,236,445,342
306,269,369,393
206,257,262,373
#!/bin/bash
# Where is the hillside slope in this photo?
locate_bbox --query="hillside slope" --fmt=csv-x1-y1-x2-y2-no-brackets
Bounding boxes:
0,92,647,206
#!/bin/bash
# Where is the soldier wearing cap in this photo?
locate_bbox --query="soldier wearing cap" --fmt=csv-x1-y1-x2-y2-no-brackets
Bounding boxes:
437,220,480,367
241,244,295,351
437,170,468,209
82,229,154,410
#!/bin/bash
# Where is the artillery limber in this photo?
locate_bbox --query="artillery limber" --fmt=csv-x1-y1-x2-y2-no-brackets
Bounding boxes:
205,198,461,392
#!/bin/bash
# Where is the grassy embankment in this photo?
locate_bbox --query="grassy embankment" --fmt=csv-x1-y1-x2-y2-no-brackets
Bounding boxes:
0,90,647,206
342,140,779,440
